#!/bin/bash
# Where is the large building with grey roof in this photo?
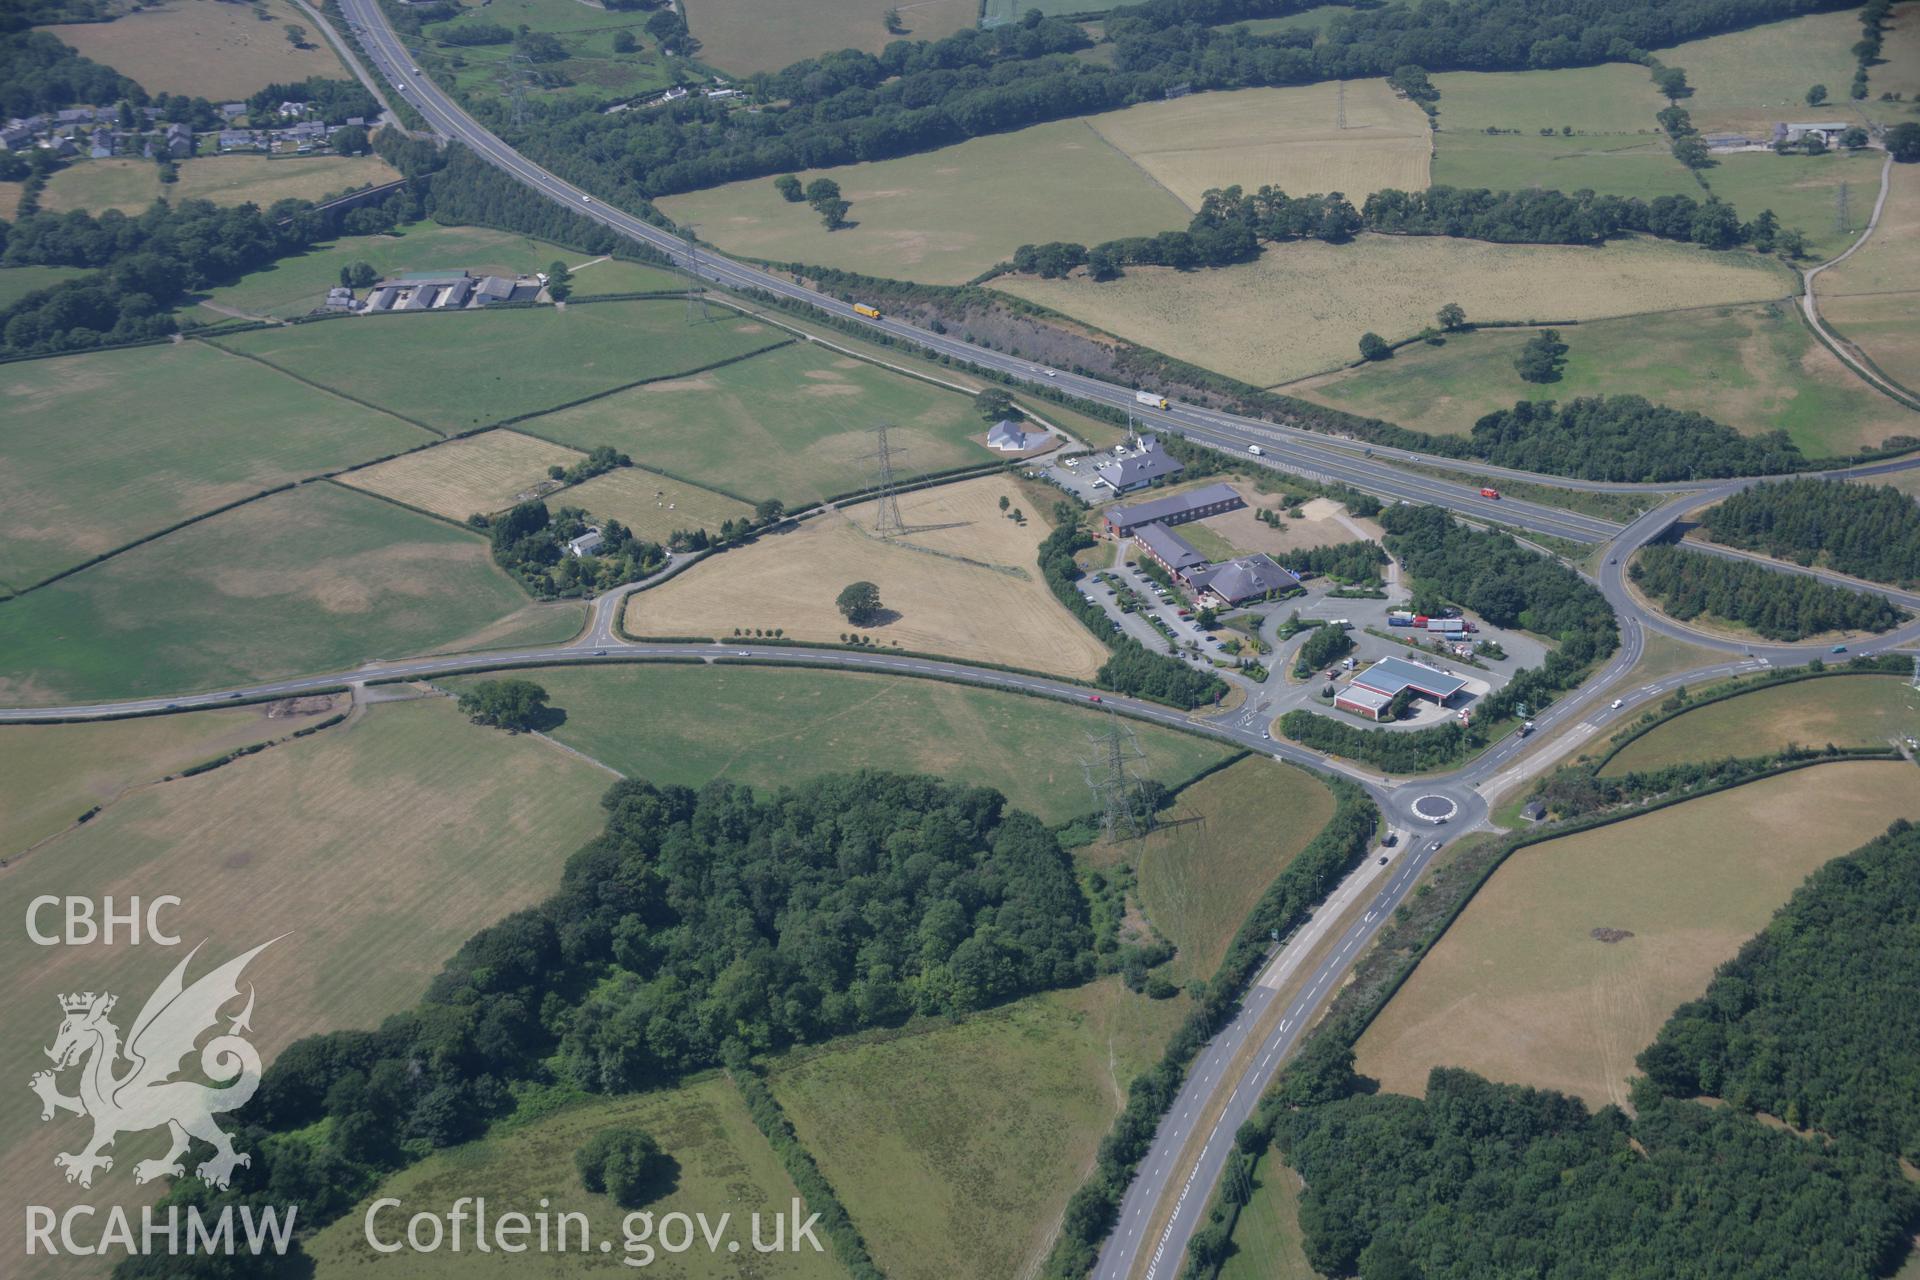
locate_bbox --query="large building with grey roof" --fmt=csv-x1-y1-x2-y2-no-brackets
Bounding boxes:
1103,482,1245,537
1097,436,1184,492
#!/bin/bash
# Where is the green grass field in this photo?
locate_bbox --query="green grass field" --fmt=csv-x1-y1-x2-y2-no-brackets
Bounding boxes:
445,663,1235,824
1289,302,1920,456
517,340,992,504
197,222,661,320
1699,148,1884,260
695,0,978,75
305,1073,839,1278
984,0,1107,21
1214,4,1356,39
657,118,1193,285
0,482,551,705
1604,675,1920,774
0,264,86,309
1432,63,1668,135
39,153,400,217
0,341,430,590
1218,1153,1318,1280
42,0,350,99
1134,756,1336,982
1430,131,1702,201
1658,8,1882,135
1354,761,1920,1111
426,0,679,107
769,978,1188,1280
1,695,615,1274
215,301,785,434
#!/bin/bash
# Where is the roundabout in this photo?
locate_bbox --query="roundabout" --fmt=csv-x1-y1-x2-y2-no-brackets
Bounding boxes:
1411,793,1461,824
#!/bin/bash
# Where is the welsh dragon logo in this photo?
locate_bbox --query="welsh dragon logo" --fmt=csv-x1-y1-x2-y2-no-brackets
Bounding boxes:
29,939,276,1190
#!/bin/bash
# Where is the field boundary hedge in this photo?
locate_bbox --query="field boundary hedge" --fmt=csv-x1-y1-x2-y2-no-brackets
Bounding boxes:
199,336,448,436
729,1068,884,1280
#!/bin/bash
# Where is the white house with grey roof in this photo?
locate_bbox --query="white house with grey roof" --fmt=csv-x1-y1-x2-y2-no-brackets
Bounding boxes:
1097,436,1184,493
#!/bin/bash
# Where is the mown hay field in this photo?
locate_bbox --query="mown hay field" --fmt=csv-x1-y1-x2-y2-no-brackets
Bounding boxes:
199,221,638,320
625,476,1112,679
0,695,338,857
1353,762,1920,1111
689,0,977,75
0,341,429,590
1430,63,1667,135
217,301,785,434
0,482,548,705
1134,756,1336,983
451,663,1234,825
339,429,585,521
41,0,349,98
1657,8,1890,135
1084,80,1432,209
1817,159,1920,394
520,341,990,505
1430,131,1700,202
40,153,402,217
996,234,1795,385
656,119,1193,285
1290,301,1918,456
557,466,754,544
426,0,678,106
0,696,613,1272
304,1073,839,1279
1603,676,1920,775
770,977,1189,1280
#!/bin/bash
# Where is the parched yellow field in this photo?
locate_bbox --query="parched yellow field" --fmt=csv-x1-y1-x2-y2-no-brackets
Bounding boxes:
1816,159,1920,393
995,235,1795,385
338,429,586,521
558,465,754,545
0,696,339,857
0,697,614,1270
1354,762,1920,1112
41,0,350,98
1085,80,1432,209
626,475,1111,678
41,154,403,216
689,0,977,76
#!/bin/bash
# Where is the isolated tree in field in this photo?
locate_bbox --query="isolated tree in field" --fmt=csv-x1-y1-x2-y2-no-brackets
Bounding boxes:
837,581,883,625
284,23,306,47
612,30,637,53
1436,302,1466,331
816,197,852,230
804,177,841,206
883,6,904,33
998,494,1011,512
1358,332,1391,362
1806,83,1829,106
339,260,377,288
546,259,573,300
1889,122,1920,163
754,498,784,524
456,679,551,732
576,1128,671,1208
976,386,1014,421
1513,329,1569,383
773,173,803,202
